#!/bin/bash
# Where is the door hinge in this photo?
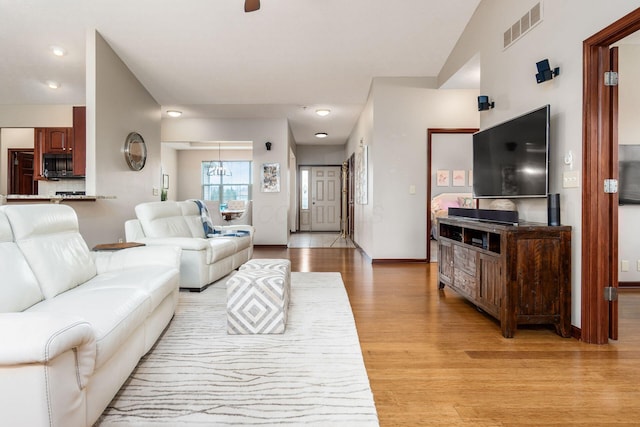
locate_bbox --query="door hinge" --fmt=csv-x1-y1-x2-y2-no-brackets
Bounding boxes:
604,179,618,194
604,286,618,302
604,71,619,86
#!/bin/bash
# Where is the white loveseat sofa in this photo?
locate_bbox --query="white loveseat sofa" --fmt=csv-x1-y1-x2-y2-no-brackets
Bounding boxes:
0,203,181,427
125,200,253,291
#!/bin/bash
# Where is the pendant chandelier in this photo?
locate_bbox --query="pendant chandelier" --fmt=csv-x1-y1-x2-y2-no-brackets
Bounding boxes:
207,143,232,176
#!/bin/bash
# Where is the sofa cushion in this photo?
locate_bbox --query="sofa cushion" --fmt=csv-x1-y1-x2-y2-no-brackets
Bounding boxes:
28,286,150,369
178,201,208,238
136,202,193,238
0,211,43,312
2,204,96,299
207,238,240,263
81,266,178,310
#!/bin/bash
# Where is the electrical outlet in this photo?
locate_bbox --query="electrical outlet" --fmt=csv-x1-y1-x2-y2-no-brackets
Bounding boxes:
621,260,629,272
637,260,640,272
563,171,579,188
409,185,416,195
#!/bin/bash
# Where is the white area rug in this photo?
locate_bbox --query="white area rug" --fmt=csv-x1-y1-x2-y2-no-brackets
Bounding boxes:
96,272,378,426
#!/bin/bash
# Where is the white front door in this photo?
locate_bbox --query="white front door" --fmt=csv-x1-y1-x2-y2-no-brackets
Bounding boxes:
299,166,341,231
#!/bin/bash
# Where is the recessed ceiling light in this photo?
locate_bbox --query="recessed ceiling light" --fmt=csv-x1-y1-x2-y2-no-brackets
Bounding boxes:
46,80,60,89
315,109,331,117
50,46,66,57
315,132,329,138
167,110,182,118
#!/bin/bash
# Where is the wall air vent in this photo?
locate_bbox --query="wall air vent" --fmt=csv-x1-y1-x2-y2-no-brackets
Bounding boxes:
503,2,543,50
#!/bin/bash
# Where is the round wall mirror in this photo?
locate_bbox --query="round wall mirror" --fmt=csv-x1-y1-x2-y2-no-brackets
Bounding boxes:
124,132,147,171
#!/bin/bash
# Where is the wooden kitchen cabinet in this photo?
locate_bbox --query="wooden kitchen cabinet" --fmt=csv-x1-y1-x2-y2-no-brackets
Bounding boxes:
43,128,72,153
437,216,572,338
32,106,86,179
72,106,86,176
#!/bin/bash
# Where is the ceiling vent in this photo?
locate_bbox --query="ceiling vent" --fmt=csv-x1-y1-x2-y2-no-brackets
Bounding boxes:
503,2,543,49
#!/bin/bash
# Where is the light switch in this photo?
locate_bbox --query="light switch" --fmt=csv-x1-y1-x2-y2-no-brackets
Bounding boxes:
621,260,629,272
563,171,579,188
409,185,416,195
152,187,159,196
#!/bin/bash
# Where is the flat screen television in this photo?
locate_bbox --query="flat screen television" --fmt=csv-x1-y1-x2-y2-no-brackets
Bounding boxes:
473,105,550,199
619,144,640,205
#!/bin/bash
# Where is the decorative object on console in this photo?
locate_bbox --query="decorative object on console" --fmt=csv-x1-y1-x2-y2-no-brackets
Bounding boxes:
477,95,495,111
548,193,561,226
535,58,560,83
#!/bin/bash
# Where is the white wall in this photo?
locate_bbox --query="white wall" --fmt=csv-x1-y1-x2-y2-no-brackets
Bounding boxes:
161,145,179,201
162,118,291,245
440,0,640,325
346,92,375,254
296,145,346,166
0,128,34,195
70,30,162,247
347,77,479,259
618,43,640,282
431,133,474,198
0,106,73,128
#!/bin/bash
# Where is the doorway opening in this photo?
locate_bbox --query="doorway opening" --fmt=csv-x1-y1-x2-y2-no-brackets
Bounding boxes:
582,8,640,344
8,149,37,195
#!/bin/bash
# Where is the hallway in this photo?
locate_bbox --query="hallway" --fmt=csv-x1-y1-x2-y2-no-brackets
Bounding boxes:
288,232,356,248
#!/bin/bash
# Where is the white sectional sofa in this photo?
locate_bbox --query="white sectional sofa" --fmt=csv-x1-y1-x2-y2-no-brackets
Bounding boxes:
0,203,181,427
125,200,253,291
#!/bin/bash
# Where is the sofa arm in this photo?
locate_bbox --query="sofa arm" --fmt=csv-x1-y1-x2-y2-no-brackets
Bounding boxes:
216,225,255,236
93,245,182,274
0,312,96,388
132,237,210,251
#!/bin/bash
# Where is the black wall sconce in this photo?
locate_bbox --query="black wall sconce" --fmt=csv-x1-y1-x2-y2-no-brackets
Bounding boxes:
477,95,495,111
265,141,272,151
535,59,560,83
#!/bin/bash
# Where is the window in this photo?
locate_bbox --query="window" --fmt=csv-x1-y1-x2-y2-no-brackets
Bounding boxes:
301,169,309,209
202,161,252,205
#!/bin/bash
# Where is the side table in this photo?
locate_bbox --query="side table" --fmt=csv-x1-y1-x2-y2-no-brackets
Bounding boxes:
93,242,145,251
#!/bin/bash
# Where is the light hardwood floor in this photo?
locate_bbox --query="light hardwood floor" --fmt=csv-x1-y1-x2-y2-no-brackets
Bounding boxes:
252,246,640,426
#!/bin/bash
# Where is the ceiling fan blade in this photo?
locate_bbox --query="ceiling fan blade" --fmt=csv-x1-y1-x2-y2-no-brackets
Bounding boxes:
245,0,260,12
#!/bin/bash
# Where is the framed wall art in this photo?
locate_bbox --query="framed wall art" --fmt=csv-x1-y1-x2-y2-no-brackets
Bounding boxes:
261,162,280,192
436,170,450,187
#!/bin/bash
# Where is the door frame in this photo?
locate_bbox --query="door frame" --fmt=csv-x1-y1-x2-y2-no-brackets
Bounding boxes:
582,7,640,344
427,128,478,262
8,148,36,195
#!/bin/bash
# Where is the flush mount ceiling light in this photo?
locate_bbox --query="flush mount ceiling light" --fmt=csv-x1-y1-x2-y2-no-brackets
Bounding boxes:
315,109,331,117
167,110,182,118
50,45,66,57
315,132,329,139
46,80,60,89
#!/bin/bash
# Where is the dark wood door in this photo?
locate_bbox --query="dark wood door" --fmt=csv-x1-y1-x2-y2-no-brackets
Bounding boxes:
582,10,637,343
9,150,36,195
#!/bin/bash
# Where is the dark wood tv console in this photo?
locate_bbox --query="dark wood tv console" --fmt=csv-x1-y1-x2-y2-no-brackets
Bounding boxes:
437,216,571,338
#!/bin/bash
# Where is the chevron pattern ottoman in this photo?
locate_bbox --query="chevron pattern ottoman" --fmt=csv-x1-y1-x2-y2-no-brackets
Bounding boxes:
227,259,291,334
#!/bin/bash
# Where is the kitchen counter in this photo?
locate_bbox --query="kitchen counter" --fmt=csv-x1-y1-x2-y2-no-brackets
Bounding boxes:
1,195,116,204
